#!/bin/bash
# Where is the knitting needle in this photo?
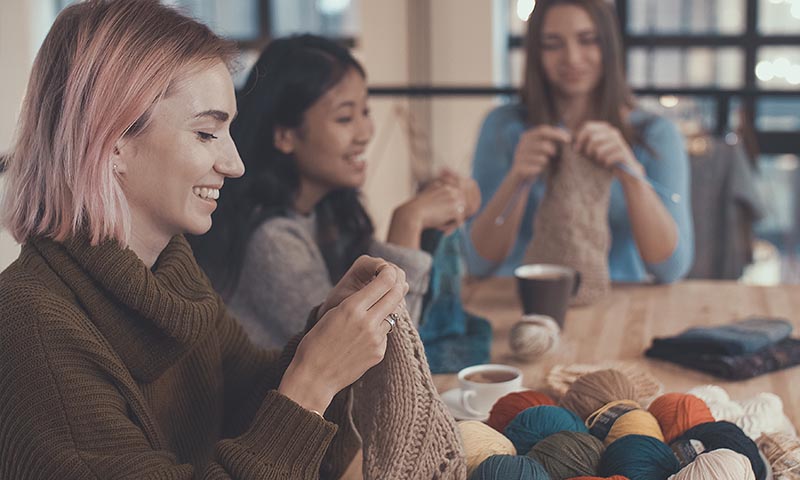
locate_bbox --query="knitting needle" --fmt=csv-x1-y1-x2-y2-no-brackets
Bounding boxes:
494,182,531,226
615,163,681,204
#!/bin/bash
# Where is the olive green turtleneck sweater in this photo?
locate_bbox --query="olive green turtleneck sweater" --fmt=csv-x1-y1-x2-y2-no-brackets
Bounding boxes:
0,234,466,479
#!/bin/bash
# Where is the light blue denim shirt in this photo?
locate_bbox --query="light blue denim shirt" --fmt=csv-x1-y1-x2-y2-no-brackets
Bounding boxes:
463,103,694,283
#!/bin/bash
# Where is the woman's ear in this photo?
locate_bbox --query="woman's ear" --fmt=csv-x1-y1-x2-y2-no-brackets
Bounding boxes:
111,139,131,175
273,127,296,154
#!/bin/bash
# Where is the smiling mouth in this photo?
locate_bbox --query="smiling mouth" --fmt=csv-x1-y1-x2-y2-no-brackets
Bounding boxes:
192,187,219,200
344,154,366,167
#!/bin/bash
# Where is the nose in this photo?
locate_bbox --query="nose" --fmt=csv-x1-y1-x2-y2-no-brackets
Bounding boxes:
216,139,245,179
355,113,374,146
564,40,582,66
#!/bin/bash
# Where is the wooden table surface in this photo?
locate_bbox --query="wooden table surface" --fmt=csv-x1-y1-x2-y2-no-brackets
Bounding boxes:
432,278,800,427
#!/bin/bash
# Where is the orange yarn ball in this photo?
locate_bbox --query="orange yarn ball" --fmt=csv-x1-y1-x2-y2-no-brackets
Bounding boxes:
647,393,715,443
486,390,556,432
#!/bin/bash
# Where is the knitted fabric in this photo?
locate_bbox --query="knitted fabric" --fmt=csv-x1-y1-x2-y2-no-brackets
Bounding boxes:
523,144,613,305
0,233,466,479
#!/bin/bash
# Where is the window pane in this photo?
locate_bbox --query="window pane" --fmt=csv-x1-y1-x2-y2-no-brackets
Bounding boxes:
270,0,360,37
627,0,745,34
754,154,799,236
163,0,260,40
627,47,744,88
756,47,800,90
757,97,800,131
637,95,717,133
759,0,800,34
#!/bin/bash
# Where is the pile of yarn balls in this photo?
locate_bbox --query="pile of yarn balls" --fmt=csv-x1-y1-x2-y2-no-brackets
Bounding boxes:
460,368,776,480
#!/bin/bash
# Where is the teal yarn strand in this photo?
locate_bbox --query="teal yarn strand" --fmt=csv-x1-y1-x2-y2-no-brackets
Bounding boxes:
598,434,680,480
527,431,605,480
504,405,588,454
469,455,552,480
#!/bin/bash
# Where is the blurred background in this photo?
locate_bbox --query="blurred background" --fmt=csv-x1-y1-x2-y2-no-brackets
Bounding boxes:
0,0,798,284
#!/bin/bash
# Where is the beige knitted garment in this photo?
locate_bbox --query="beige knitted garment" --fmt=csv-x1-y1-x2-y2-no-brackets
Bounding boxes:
524,144,613,305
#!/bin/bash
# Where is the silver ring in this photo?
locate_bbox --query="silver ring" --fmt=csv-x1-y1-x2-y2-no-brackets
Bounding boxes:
456,203,465,214
384,312,399,333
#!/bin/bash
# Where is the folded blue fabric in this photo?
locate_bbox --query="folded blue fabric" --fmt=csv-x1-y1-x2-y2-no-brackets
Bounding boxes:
419,232,492,374
649,317,793,356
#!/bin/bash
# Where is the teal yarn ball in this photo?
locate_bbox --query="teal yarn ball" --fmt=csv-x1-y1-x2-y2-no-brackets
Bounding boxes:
598,434,680,480
469,455,551,480
504,406,588,454
527,431,605,480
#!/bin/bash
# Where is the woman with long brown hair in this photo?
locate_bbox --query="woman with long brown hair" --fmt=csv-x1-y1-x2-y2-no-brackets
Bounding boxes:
466,0,693,283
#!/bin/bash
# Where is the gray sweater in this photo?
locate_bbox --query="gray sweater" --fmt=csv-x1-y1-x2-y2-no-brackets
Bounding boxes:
229,212,432,349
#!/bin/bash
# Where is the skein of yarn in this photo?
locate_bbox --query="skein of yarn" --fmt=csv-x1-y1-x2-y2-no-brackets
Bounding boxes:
560,369,639,420
648,393,714,443
736,393,789,439
757,432,800,479
672,421,766,480
586,400,664,446
667,448,755,480
459,421,517,477
528,431,605,480
504,406,588,455
487,390,557,433
469,454,552,480
598,434,680,480
511,315,560,361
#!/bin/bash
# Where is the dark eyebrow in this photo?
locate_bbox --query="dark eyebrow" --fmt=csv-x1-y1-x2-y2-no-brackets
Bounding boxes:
192,110,234,122
334,100,357,110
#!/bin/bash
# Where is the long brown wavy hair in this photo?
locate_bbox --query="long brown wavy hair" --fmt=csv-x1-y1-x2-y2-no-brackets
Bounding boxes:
521,0,639,146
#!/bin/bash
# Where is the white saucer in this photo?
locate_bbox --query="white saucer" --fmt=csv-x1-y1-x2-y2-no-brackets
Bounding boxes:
441,388,490,421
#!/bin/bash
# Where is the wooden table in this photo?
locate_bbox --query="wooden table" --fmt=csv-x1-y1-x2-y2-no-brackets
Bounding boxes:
432,278,800,427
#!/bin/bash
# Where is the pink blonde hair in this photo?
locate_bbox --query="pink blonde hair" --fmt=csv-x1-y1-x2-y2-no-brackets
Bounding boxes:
1,0,237,245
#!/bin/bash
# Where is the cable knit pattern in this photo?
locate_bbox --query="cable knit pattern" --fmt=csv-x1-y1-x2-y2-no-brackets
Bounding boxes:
354,306,467,479
524,145,614,305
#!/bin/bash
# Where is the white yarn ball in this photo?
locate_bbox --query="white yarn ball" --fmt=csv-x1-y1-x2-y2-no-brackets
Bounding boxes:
687,385,731,405
509,315,559,361
736,393,788,439
458,420,516,476
708,401,745,423
667,448,755,480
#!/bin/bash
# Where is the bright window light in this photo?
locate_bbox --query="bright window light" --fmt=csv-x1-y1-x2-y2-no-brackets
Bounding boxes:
318,0,351,15
756,60,775,81
517,0,536,22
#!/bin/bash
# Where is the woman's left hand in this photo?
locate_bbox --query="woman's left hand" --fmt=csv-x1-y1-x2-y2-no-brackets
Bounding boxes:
574,121,644,178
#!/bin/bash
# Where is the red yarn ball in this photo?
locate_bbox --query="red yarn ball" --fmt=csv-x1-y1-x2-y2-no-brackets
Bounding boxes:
648,393,715,443
486,390,556,432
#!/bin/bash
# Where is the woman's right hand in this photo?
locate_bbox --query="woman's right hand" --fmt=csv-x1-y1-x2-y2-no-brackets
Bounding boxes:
508,125,571,184
277,261,408,415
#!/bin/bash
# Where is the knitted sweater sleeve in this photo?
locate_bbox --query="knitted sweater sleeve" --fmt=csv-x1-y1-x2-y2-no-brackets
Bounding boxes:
0,274,350,480
352,306,467,479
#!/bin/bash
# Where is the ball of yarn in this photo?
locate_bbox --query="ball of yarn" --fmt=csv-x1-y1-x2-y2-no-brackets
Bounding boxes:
648,393,714,443
735,393,786,439
560,369,638,420
528,431,605,480
673,421,766,480
565,476,629,480
598,434,680,480
686,385,743,422
667,448,755,480
510,315,560,361
504,406,588,455
459,420,517,476
469,454,551,480
586,400,664,446
488,390,557,433
686,385,730,405
757,432,800,478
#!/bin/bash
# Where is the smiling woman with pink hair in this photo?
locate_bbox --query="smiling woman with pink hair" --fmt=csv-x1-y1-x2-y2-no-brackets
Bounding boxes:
0,1,465,479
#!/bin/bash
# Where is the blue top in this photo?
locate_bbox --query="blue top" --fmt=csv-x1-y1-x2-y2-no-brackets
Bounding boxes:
463,103,694,283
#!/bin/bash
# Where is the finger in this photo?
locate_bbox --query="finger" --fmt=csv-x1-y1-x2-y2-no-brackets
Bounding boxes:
344,266,397,312
533,125,572,144
594,140,619,161
527,141,557,158
368,281,406,325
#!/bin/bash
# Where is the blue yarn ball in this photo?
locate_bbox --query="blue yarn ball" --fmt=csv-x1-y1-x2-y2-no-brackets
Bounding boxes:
673,421,766,480
504,406,588,454
598,434,680,480
469,455,551,480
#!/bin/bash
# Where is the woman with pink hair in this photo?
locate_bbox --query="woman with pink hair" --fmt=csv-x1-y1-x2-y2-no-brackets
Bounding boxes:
0,1,465,478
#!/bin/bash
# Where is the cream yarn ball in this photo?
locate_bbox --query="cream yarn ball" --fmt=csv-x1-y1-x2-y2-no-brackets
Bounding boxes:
509,314,560,361
458,420,516,476
667,448,755,480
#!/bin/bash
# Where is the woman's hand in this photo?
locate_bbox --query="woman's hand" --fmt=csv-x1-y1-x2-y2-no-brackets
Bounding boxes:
279,258,408,414
318,255,403,320
436,168,481,219
393,182,466,235
574,121,644,178
509,125,571,185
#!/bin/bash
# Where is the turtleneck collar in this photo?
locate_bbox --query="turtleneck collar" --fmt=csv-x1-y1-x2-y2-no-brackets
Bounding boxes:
31,233,220,383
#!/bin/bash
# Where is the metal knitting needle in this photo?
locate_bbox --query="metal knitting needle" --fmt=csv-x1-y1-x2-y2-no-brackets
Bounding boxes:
615,163,682,204
494,182,531,226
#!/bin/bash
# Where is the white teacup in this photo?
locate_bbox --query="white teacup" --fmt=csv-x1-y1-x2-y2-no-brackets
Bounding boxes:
457,364,523,417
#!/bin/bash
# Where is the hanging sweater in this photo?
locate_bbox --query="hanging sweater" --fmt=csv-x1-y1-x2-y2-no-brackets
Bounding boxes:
0,234,465,479
228,212,432,349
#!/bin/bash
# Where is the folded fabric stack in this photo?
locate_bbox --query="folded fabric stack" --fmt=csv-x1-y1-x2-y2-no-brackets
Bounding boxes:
418,232,492,374
645,317,800,380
